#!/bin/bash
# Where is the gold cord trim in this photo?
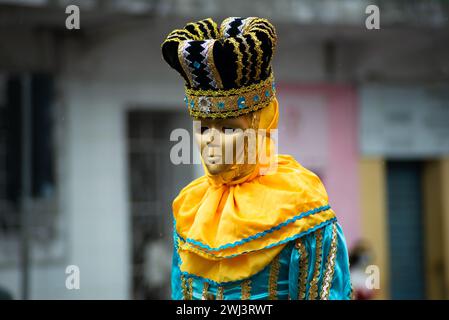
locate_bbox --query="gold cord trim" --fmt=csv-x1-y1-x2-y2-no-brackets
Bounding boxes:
308,228,323,300
239,35,253,86
320,222,338,300
241,280,252,300
226,37,244,87
248,32,263,81
171,28,199,40
216,286,224,300
202,282,210,300
166,32,191,40
186,79,274,118
187,277,193,300
249,19,277,41
295,238,309,300
189,98,272,119
181,275,193,300
268,254,280,300
188,22,205,39
162,38,186,46
186,73,273,97
204,18,219,38
161,29,198,47
199,20,212,39
251,27,276,46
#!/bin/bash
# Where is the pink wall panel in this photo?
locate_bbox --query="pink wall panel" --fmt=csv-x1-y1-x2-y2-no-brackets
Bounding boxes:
277,84,361,248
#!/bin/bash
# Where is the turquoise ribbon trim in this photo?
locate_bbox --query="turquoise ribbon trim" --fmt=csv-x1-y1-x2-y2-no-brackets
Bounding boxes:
176,218,336,284
176,204,331,252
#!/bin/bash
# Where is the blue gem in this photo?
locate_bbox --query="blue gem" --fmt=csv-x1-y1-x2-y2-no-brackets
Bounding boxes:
193,61,201,69
265,90,270,97
190,100,195,108
184,96,189,108
253,95,260,102
218,101,225,109
237,96,246,109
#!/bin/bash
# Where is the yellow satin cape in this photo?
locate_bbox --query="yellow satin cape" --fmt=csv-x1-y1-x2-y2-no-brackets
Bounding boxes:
172,98,335,283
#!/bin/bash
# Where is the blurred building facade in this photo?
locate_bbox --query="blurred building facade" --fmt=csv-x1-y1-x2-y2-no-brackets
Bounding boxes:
0,0,448,299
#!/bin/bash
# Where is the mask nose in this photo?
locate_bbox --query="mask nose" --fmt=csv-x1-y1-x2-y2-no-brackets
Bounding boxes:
204,127,220,145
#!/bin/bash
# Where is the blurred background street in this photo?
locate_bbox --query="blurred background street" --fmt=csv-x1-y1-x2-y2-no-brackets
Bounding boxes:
0,0,448,299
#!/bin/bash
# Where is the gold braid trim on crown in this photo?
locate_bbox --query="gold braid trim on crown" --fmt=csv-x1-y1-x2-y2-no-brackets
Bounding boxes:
184,73,276,119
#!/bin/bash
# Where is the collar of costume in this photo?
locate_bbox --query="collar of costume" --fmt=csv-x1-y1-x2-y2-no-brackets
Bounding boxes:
173,156,336,283
172,99,336,283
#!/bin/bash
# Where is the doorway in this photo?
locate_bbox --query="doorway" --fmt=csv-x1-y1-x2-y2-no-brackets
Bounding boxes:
387,161,426,299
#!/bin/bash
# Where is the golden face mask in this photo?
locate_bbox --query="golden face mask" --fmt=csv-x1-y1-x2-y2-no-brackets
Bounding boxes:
193,111,261,180
193,97,278,186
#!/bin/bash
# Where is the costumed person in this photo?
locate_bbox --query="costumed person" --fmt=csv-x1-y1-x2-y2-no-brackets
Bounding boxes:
162,17,352,300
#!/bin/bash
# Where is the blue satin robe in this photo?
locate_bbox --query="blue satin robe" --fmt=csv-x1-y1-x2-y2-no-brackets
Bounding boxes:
171,220,352,300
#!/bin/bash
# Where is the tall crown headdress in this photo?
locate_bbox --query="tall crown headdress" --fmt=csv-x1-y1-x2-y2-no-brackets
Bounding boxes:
161,17,277,119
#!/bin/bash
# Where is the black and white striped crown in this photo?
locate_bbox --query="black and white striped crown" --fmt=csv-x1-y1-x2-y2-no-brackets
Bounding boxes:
161,17,277,118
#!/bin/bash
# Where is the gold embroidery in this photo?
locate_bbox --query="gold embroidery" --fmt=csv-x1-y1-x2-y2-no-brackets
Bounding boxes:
167,31,193,40
308,228,323,300
188,98,272,119
238,35,252,86
187,22,205,39
202,282,210,300
162,38,186,46
163,17,278,119
203,18,219,38
250,26,276,57
186,77,274,118
187,277,193,300
248,19,277,41
248,32,263,81
295,238,309,300
250,26,276,43
247,18,277,59
161,29,198,47
181,275,193,300
268,254,280,300
185,73,273,97
216,286,224,300
199,20,212,39
226,37,244,87
241,280,252,300
181,275,187,300
171,28,199,40
320,222,338,300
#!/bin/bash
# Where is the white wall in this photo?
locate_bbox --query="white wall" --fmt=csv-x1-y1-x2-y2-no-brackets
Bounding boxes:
0,19,188,299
